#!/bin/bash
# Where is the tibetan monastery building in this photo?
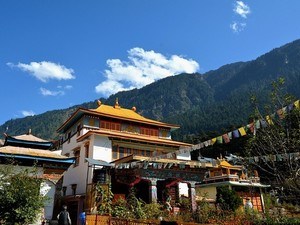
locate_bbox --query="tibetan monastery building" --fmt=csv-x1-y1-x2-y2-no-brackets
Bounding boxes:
57,99,213,224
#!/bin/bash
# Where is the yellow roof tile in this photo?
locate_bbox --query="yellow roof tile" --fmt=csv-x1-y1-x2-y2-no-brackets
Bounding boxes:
91,103,179,128
220,160,233,167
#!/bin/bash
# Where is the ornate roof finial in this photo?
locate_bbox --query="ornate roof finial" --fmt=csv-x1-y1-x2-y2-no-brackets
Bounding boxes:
114,98,121,109
28,129,31,135
97,100,102,106
132,106,136,112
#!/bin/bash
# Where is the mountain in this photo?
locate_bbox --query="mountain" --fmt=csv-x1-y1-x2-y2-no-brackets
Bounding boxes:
1,39,300,141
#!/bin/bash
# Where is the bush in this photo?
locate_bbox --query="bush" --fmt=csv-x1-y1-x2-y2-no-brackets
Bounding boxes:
216,186,243,212
0,165,45,225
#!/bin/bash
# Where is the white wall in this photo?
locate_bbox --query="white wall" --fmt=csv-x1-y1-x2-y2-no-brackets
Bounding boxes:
92,135,112,163
61,132,113,196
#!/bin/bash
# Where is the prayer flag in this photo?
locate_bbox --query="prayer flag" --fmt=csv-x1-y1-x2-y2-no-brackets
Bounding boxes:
211,138,217,145
238,127,247,136
222,133,230,143
255,120,261,129
247,122,255,133
227,131,232,139
266,115,274,125
288,103,294,112
294,100,300,109
233,130,240,138
260,119,268,128
216,136,223,144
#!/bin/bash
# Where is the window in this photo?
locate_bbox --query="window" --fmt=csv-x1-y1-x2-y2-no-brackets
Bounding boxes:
85,143,89,160
89,118,95,126
111,122,121,131
74,149,80,167
141,127,158,136
71,184,77,195
112,145,118,159
150,129,158,137
100,121,110,129
62,186,67,196
67,132,71,143
112,145,152,159
77,124,81,137
119,147,124,158
100,120,121,131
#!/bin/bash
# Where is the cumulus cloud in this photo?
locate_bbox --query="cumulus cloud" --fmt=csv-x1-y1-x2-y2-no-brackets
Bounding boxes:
230,22,246,33
95,47,199,96
7,61,75,82
40,87,65,96
234,1,250,18
21,110,35,117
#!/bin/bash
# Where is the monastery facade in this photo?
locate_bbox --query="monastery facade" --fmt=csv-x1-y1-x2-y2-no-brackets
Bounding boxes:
57,99,213,224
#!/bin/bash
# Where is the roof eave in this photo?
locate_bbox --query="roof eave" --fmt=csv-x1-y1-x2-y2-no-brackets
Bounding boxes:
77,130,192,147
0,153,75,164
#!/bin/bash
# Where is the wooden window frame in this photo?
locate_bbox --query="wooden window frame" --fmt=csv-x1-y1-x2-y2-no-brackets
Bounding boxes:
73,148,80,167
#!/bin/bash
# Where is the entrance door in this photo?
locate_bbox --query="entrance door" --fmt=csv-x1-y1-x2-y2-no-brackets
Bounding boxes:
68,201,78,225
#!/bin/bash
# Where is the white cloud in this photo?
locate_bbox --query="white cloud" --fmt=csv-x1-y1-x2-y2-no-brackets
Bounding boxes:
7,61,75,82
234,1,250,18
21,110,35,117
95,47,199,96
230,22,246,33
40,87,65,96
57,85,73,89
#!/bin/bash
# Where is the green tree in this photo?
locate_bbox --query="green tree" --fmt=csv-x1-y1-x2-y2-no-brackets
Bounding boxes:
216,186,243,212
0,165,45,225
246,78,300,203
95,183,114,215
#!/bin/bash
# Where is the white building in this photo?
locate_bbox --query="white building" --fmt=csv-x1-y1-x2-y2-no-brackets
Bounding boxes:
58,100,210,225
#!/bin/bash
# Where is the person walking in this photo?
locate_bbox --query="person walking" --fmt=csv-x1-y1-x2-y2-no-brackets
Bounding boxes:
57,205,72,225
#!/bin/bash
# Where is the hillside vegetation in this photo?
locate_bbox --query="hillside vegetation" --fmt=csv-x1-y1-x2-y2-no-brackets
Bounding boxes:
1,39,300,140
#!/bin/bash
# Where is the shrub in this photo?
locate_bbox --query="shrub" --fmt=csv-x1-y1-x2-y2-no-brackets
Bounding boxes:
216,186,243,212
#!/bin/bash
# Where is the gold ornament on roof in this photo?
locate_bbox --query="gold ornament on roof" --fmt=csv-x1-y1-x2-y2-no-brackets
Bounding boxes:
114,98,121,109
132,106,136,112
97,100,102,106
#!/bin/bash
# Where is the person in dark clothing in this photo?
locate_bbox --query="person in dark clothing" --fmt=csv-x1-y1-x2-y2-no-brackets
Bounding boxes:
57,205,72,225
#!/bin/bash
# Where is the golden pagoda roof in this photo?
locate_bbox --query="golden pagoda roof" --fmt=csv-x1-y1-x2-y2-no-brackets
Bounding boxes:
91,100,179,128
57,99,180,132
219,160,233,167
216,159,242,170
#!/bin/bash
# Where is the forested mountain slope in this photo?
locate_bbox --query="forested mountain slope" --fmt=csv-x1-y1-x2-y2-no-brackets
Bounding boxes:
1,39,300,140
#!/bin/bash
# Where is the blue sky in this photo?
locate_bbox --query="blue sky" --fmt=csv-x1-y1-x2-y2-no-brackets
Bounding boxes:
1,0,300,125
